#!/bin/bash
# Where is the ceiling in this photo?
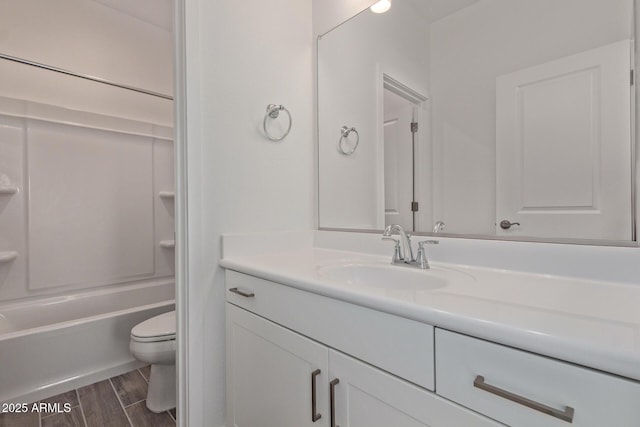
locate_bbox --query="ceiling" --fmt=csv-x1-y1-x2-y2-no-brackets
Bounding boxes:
90,0,475,34
93,0,173,31
408,0,480,23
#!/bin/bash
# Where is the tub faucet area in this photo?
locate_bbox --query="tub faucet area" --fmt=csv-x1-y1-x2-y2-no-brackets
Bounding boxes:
382,224,438,269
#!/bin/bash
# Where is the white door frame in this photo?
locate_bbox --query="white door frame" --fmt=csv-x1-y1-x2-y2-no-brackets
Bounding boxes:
173,0,189,425
376,70,430,231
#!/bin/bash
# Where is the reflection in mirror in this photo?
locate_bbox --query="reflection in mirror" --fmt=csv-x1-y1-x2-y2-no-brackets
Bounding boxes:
383,78,428,231
318,0,637,244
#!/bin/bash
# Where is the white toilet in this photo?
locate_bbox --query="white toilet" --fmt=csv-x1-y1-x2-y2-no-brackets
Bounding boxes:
130,310,176,413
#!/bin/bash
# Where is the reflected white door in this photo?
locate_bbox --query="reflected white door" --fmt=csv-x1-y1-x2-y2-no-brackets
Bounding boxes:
496,40,632,240
384,89,415,230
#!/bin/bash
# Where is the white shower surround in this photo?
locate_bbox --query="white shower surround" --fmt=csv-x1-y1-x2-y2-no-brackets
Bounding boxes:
0,96,176,404
0,95,175,301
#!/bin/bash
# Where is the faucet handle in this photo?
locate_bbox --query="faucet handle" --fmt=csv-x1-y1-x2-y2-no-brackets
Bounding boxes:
382,236,402,263
418,240,439,248
416,240,438,269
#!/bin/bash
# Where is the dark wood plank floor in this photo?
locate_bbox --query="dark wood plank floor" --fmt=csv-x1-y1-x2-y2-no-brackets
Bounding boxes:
0,367,175,427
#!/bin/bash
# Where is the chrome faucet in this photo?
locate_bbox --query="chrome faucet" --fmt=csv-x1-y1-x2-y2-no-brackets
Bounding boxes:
383,224,414,261
382,224,438,269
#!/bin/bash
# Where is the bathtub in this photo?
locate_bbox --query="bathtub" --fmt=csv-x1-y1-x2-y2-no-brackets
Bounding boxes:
0,280,175,404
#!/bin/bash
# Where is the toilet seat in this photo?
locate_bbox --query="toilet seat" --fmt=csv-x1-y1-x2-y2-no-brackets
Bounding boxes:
131,311,176,343
130,337,176,363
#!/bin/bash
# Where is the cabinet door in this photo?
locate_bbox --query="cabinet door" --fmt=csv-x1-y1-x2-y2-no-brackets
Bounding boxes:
226,304,329,427
329,350,501,427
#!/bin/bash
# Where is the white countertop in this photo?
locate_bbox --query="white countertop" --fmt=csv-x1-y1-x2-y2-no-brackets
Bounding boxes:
220,233,640,382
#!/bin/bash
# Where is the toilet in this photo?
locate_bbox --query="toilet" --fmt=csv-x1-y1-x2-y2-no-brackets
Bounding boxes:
130,310,176,413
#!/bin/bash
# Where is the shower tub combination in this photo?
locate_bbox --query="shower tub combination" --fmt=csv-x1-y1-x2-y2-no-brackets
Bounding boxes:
0,281,174,405
0,95,177,405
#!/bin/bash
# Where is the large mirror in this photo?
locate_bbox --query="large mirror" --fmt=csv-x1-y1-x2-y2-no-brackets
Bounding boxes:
318,0,637,244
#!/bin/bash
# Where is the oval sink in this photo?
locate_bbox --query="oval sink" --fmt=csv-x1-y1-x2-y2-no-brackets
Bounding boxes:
317,263,450,291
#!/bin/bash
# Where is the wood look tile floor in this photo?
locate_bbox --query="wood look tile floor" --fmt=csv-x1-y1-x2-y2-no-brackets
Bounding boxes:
0,367,175,427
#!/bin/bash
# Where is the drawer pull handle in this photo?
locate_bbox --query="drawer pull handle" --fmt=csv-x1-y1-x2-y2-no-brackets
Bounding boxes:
330,378,340,427
311,369,322,421
229,287,255,298
474,375,574,423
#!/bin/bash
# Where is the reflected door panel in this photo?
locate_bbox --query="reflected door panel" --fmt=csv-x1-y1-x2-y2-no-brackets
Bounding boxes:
496,40,632,240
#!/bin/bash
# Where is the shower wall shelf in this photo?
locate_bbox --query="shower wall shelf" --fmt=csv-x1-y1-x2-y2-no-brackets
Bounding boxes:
0,251,18,263
159,191,175,199
0,186,18,195
159,240,175,249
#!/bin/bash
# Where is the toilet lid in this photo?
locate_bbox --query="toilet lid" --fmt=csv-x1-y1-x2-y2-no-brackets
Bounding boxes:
131,310,176,341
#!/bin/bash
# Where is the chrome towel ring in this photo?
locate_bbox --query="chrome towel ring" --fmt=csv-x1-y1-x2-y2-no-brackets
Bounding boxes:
338,126,359,155
263,104,292,141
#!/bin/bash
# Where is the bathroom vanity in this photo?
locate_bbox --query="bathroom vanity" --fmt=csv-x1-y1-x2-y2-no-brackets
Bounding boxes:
221,232,640,427
216,0,640,424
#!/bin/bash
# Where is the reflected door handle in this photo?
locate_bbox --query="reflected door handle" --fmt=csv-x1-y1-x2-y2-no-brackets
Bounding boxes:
500,220,520,230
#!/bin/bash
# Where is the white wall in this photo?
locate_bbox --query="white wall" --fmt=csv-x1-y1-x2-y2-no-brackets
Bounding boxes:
318,1,430,229
0,0,173,125
181,0,314,425
430,0,632,234
0,60,172,126
0,0,173,97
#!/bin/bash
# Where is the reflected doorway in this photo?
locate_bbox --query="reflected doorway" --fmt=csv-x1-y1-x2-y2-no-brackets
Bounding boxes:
382,77,429,232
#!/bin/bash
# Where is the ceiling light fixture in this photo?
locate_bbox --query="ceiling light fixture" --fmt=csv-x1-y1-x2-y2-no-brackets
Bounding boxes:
370,0,391,14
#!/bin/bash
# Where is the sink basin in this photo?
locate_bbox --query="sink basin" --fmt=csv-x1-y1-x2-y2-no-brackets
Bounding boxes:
317,262,451,291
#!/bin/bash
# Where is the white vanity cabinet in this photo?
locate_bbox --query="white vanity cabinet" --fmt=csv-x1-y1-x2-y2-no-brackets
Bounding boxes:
221,236,640,427
225,271,502,427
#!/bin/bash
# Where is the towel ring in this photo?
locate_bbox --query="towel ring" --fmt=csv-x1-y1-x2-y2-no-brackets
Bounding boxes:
263,104,292,141
338,126,359,155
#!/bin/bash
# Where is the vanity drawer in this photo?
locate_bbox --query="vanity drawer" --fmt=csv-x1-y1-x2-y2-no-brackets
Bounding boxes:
226,270,435,390
435,329,640,427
